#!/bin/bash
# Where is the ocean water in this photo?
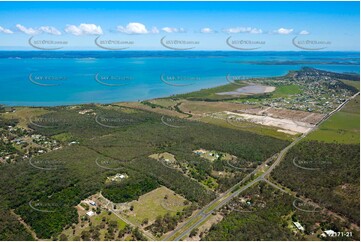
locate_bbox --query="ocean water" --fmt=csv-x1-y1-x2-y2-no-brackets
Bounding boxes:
0,51,359,106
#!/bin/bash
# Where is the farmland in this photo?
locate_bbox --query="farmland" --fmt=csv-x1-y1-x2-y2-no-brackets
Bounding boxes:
305,96,360,144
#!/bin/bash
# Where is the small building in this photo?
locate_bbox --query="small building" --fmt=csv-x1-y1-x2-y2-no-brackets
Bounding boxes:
293,221,305,232
86,211,95,217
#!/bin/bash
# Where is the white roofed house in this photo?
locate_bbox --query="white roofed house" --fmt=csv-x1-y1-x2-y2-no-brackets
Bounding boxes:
293,221,305,232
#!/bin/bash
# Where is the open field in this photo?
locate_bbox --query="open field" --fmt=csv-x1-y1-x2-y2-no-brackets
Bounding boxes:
306,96,360,144
179,100,250,116
124,186,189,226
116,102,188,118
1,107,51,129
341,80,360,91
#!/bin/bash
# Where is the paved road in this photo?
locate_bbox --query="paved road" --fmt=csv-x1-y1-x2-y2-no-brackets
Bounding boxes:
162,159,266,241
166,92,360,241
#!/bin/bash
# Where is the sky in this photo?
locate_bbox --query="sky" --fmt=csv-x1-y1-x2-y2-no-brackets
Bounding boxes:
0,1,359,51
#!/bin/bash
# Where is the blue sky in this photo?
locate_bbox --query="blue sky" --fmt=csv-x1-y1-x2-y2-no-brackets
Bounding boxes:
0,1,359,51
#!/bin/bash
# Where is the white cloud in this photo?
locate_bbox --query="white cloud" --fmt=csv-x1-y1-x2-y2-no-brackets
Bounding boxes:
0,26,13,34
200,27,214,34
151,26,160,34
250,28,263,34
16,24,40,35
16,24,62,35
161,27,186,33
274,28,294,35
299,30,310,35
38,26,61,35
65,23,103,36
117,22,158,34
223,27,262,34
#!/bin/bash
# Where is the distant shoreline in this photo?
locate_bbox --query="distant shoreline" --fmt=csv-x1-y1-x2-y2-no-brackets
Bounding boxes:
0,51,359,107
1,67,360,109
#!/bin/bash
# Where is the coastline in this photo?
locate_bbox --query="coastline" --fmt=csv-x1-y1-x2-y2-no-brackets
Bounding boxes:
0,66,360,108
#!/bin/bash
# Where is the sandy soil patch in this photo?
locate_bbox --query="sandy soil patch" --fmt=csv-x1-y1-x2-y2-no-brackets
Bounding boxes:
235,107,325,124
225,111,314,134
217,85,275,96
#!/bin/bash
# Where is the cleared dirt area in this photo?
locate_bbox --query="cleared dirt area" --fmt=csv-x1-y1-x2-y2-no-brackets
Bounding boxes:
225,111,314,134
234,106,325,124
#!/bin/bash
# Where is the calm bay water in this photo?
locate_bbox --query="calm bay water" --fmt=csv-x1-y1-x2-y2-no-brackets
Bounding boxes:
0,51,359,106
